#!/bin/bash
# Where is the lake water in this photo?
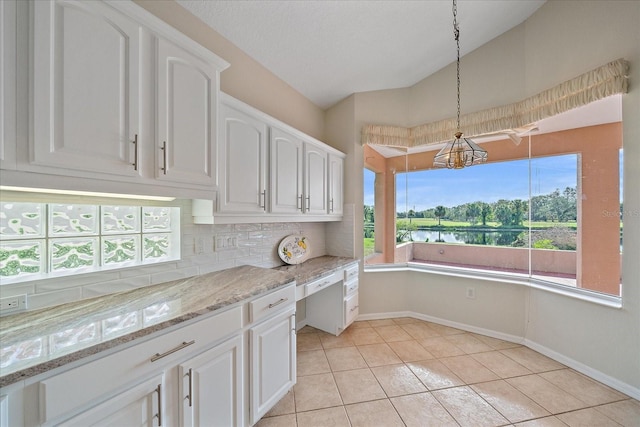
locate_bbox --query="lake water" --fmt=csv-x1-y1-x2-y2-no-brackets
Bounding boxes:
408,230,525,246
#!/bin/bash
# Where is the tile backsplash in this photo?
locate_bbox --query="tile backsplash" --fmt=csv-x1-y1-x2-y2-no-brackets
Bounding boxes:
0,199,329,313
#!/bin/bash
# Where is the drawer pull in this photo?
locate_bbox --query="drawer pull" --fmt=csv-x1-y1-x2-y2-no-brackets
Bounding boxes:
268,297,289,309
316,280,330,289
350,305,359,313
150,340,195,362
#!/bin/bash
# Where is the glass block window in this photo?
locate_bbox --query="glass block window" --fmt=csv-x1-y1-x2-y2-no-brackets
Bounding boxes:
0,202,180,284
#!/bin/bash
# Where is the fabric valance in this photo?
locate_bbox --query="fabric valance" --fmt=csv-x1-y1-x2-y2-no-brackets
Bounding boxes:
361,58,629,147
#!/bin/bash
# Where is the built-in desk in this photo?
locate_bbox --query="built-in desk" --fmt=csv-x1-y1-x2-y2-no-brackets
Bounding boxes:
275,255,360,335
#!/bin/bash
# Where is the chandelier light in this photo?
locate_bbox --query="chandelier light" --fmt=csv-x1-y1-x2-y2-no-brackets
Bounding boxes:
434,0,488,169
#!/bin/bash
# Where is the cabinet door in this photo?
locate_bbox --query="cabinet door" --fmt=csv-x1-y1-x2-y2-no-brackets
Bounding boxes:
179,335,243,427
0,0,17,170
304,144,328,214
270,127,303,214
155,37,217,186
57,374,164,427
31,0,140,176
218,104,268,213
328,154,344,215
250,308,296,425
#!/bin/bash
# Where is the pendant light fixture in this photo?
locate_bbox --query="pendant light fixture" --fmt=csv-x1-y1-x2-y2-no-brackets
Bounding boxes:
433,0,488,169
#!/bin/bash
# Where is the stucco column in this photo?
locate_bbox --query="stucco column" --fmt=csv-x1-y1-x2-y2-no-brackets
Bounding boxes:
577,147,621,295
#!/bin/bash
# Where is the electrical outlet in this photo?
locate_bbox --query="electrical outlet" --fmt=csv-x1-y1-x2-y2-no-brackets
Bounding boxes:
466,287,476,299
0,294,28,314
215,236,239,251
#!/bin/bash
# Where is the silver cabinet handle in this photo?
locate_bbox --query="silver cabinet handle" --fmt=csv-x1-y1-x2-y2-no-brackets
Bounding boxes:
186,368,193,407
297,194,303,211
350,305,359,313
330,198,334,212
155,383,163,426
161,141,168,175
315,280,331,290
260,190,266,210
268,297,288,309
132,134,138,171
150,340,195,362
305,196,310,211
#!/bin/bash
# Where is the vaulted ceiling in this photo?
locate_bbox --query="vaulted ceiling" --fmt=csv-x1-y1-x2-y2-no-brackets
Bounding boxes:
177,0,546,109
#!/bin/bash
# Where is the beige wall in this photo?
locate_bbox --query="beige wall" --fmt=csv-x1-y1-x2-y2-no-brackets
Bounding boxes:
134,0,326,142
334,0,640,396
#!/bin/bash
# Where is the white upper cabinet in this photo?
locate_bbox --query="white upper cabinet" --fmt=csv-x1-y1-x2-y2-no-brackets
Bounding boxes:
31,0,141,177
0,0,17,170
155,37,218,186
304,144,328,215
218,103,268,214
270,127,304,214
212,94,345,223
329,153,344,215
2,0,229,198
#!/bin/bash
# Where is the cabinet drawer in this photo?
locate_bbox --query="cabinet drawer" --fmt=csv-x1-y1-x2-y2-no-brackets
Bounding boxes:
344,264,359,282
304,272,339,297
344,292,359,327
39,305,242,424
344,279,359,297
249,284,296,323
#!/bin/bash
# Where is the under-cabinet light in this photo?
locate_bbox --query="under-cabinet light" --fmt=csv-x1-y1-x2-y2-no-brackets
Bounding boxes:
0,186,176,201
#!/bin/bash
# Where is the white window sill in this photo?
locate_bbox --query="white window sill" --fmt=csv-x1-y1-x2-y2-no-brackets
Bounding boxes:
364,262,623,309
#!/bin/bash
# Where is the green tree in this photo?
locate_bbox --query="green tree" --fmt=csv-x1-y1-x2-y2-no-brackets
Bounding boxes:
466,203,481,225
480,202,492,225
434,205,446,226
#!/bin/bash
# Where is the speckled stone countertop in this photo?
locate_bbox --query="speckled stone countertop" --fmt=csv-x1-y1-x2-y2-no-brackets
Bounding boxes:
0,265,294,388
274,255,358,284
0,256,358,388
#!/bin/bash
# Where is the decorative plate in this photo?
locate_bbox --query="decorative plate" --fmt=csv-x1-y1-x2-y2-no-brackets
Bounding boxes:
278,235,311,265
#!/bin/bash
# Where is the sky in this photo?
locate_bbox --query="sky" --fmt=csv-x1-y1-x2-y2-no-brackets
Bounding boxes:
364,153,584,212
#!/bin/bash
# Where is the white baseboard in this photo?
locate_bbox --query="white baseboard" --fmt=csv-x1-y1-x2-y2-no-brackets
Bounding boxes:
523,339,640,401
358,310,639,400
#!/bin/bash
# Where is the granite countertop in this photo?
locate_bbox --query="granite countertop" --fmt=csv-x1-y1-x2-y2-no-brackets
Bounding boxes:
0,255,358,388
0,265,294,388
274,255,358,284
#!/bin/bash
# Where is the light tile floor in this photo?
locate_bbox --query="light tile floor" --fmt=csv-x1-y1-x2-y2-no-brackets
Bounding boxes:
257,317,640,427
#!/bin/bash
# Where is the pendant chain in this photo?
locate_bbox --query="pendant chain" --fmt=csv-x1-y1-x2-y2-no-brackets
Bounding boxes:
453,0,461,133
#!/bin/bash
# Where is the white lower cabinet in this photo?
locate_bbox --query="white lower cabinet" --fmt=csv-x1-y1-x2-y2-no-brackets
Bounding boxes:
12,285,297,427
249,308,296,425
179,335,243,427
57,374,164,427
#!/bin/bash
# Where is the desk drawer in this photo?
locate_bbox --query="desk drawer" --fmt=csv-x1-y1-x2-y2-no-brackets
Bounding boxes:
304,272,339,297
249,283,296,323
344,278,359,296
344,292,359,327
344,264,359,282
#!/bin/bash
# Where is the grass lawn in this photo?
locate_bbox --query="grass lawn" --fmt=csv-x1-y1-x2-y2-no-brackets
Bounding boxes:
364,238,375,257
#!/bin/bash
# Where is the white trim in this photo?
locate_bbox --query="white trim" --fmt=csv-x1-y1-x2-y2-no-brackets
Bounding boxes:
220,93,346,158
105,0,229,71
524,339,640,401
364,263,623,309
357,310,640,400
356,311,525,346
